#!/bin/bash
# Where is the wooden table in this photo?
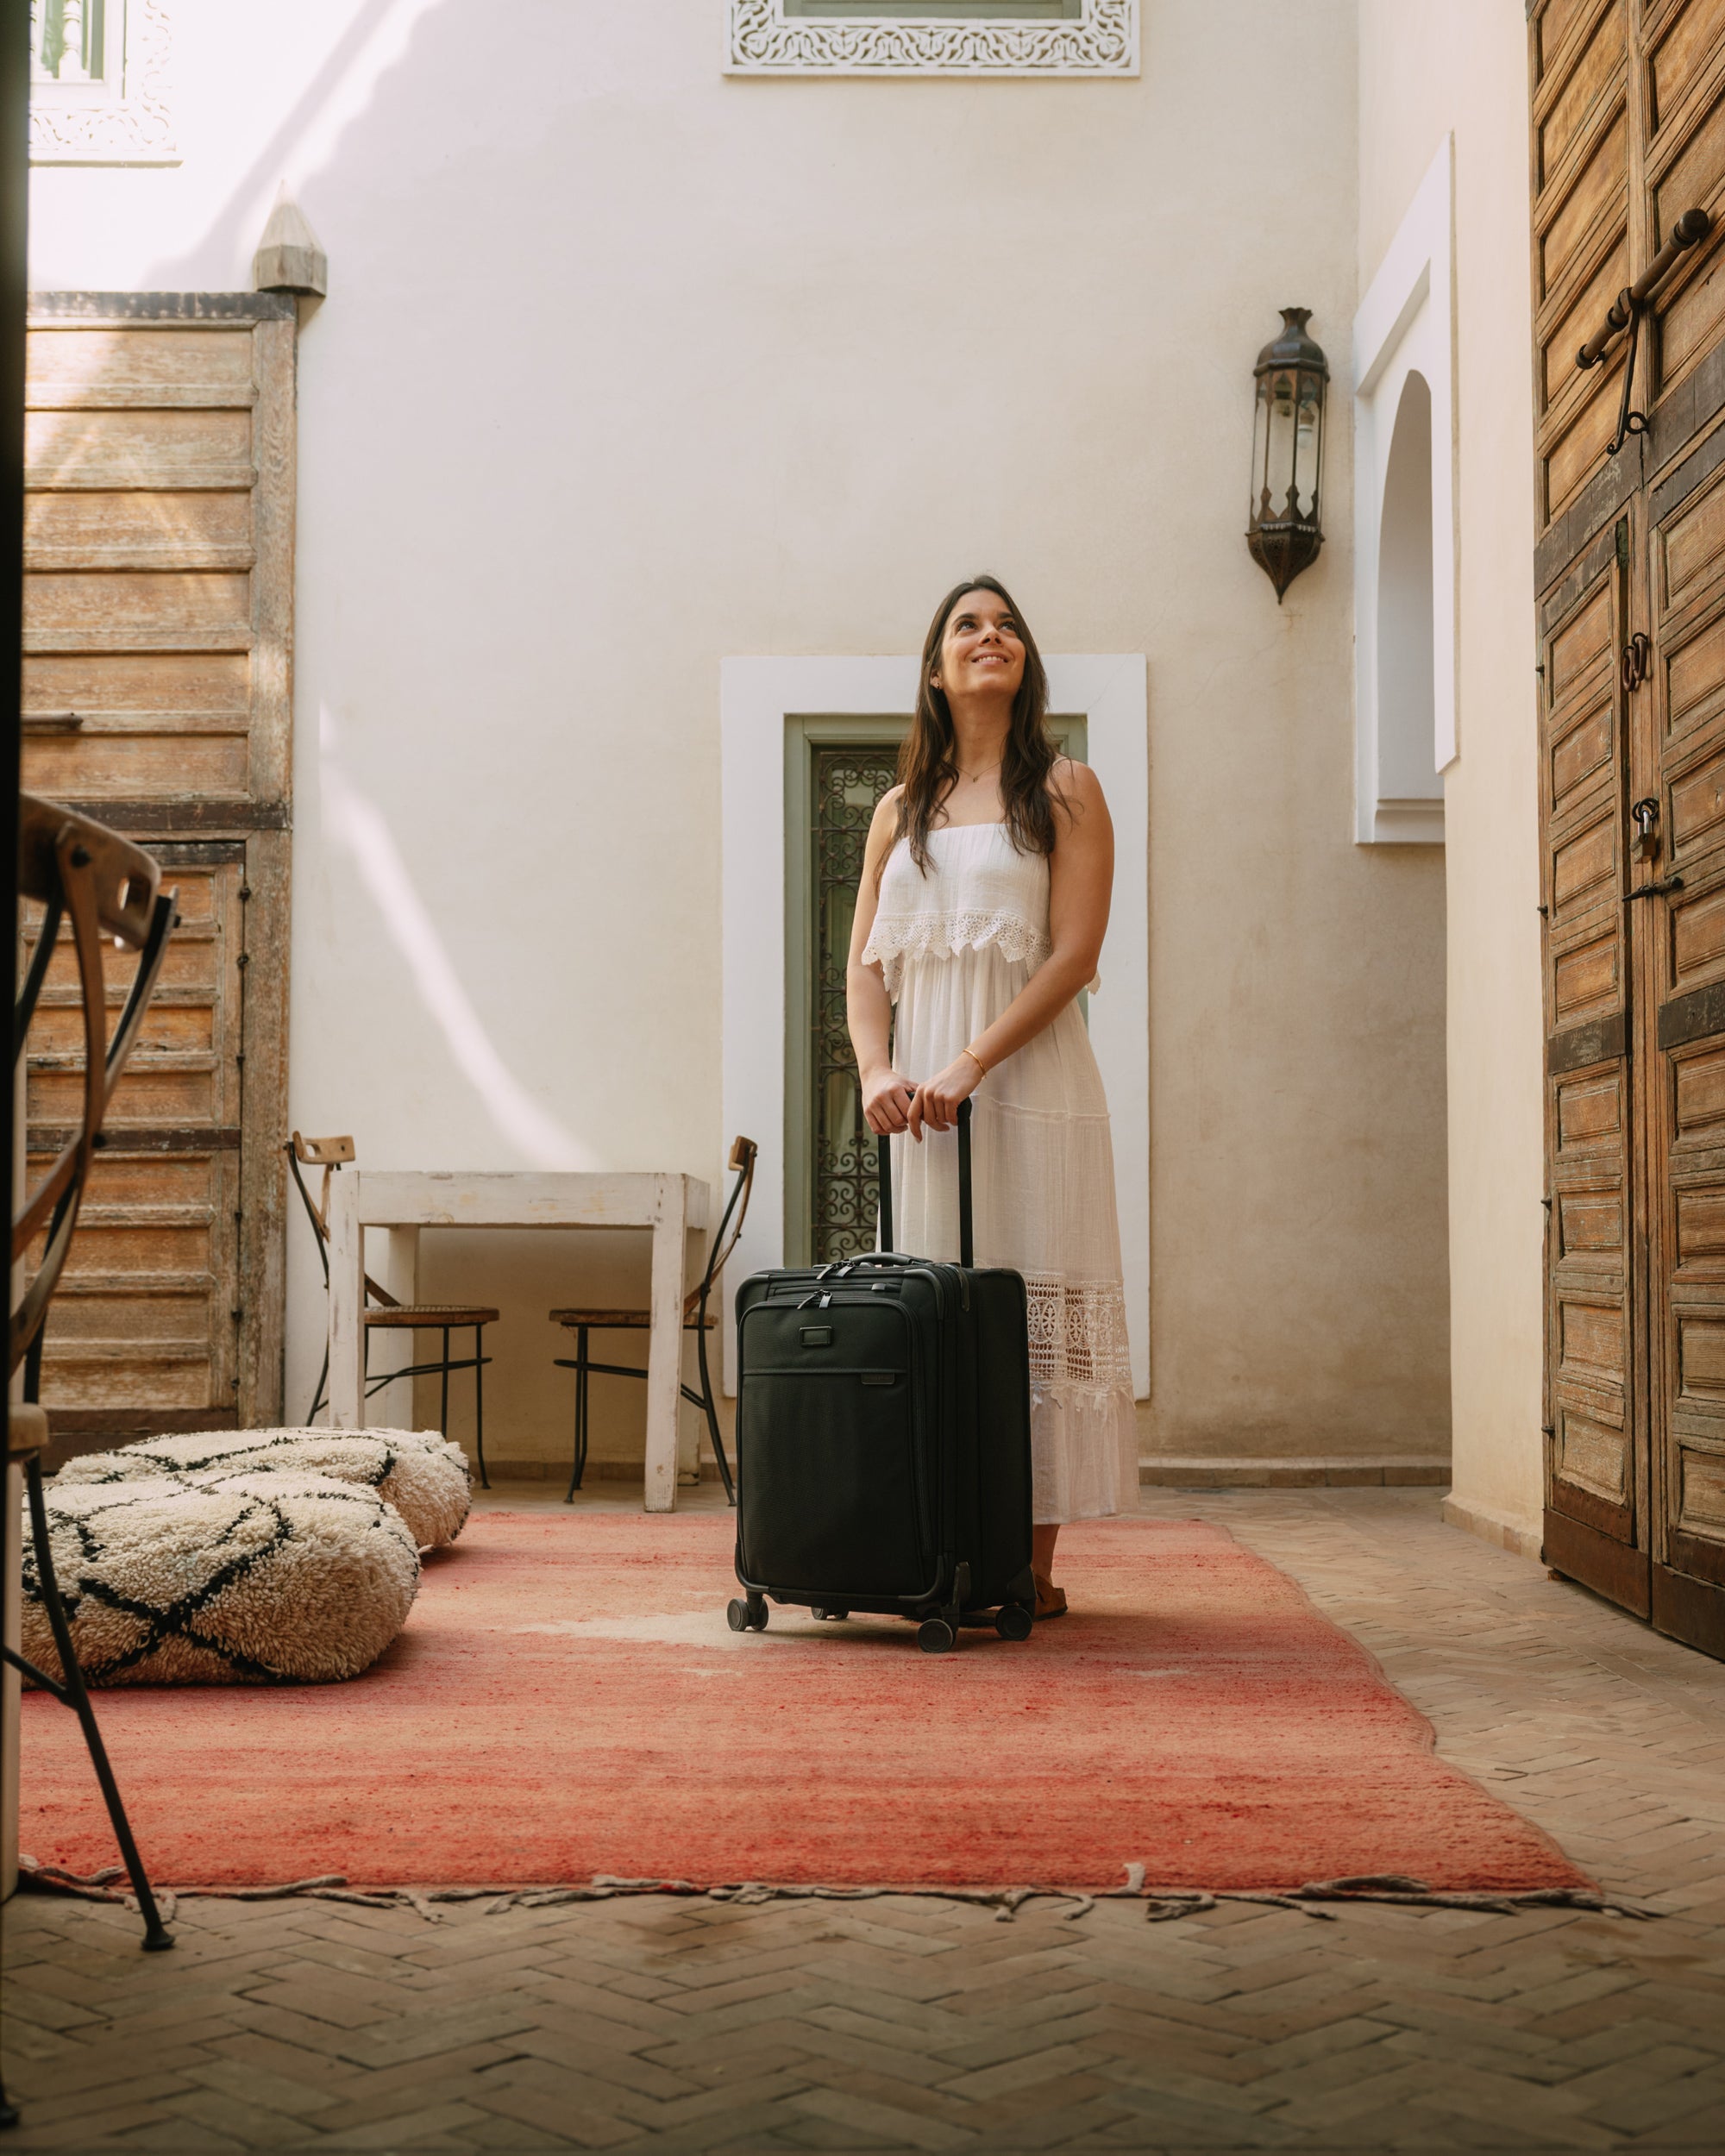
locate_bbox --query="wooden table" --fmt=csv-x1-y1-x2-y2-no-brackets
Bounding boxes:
325,1171,711,1512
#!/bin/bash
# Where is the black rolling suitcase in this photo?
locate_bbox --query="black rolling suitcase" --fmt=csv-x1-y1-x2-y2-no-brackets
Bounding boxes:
728,1100,1037,1653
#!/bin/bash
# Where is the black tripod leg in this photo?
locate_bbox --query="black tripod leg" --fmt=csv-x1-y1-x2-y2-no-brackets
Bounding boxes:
474,1326,489,1489
574,1327,590,1492
23,1457,172,1952
440,1324,449,1438
693,1319,734,1504
563,1337,583,1503
308,1339,329,1426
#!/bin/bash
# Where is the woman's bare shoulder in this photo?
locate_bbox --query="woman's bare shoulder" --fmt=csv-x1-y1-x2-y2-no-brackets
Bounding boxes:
861,785,905,860
1049,757,1107,820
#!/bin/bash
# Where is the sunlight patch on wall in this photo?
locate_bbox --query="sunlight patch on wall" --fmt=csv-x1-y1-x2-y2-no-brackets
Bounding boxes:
319,705,595,1171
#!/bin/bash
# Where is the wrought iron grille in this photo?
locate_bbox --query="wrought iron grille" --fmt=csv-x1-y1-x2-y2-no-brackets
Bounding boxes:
812,745,900,1262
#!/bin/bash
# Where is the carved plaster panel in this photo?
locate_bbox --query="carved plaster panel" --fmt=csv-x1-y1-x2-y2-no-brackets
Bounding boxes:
725,0,1138,77
30,0,178,165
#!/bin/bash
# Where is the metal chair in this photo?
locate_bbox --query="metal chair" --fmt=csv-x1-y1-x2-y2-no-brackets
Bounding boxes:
285,1132,501,1485
550,1136,756,1505
6,793,177,1952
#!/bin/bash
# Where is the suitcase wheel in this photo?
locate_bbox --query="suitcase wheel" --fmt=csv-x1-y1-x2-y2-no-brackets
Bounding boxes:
727,1597,769,1633
917,1618,956,1655
995,1603,1034,1642
811,1606,849,1622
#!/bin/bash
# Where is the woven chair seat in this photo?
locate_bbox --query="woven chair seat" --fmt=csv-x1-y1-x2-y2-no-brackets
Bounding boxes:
549,1306,716,1331
365,1303,499,1328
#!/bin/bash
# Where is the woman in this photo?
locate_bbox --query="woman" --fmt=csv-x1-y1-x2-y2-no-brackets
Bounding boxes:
847,575,1138,1620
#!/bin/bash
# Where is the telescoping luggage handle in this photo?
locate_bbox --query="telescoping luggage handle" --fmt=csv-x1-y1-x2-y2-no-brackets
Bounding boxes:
877,1095,973,1269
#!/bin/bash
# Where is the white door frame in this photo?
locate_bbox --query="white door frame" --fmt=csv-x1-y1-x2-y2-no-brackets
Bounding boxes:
719,653,1150,1396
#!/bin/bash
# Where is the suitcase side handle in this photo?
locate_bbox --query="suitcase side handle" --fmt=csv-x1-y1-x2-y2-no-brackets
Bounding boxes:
877,1095,972,1267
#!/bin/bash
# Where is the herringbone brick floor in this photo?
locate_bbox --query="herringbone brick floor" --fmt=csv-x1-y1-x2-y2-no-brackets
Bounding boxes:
5,1487,1725,2154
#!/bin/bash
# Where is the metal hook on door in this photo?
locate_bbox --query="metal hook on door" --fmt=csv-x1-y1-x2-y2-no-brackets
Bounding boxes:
1575,209,1714,455
1609,294,1651,455
1622,634,1652,693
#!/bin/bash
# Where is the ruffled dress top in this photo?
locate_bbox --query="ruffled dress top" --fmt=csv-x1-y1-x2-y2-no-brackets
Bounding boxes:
862,821,1139,1523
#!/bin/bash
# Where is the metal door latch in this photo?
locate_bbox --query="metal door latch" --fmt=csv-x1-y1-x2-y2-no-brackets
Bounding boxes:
1622,634,1652,692
1626,875,1684,901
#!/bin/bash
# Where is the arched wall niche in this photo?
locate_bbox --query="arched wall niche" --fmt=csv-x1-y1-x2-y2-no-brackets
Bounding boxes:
1352,135,1454,846
1377,369,1436,809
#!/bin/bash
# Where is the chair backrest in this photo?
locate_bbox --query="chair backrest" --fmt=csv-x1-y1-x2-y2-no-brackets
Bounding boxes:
284,1131,397,1306
13,795,177,1388
687,1137,758,1317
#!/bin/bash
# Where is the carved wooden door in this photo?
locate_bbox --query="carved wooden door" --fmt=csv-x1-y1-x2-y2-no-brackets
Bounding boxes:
1540,520,1645,1608
1533,0,1725,1655
20,294,296,1451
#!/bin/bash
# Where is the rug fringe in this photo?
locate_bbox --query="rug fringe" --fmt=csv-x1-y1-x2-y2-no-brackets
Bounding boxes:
17,1855,1658,1927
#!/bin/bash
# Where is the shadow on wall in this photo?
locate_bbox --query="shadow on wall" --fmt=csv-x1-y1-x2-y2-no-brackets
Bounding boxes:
141,0,411,293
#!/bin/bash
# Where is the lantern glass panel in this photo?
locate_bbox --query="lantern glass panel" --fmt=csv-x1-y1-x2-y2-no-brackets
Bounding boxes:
1270,368,1299,518
1250,377,1272,519
1294,372,1323,521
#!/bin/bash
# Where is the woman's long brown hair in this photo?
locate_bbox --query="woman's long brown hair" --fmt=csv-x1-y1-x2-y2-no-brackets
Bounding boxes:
890,575,1059,879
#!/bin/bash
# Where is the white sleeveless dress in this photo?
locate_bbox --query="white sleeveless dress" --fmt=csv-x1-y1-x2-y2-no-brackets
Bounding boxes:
862,821,1139,1523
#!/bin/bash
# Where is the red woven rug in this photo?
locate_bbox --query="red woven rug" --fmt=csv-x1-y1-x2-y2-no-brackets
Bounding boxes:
19,1514,1589,1893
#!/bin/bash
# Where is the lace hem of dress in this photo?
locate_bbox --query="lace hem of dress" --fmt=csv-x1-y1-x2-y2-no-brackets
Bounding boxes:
862,908,1051,1000
1027,1374,1139,1523
1023,1274,1132,1388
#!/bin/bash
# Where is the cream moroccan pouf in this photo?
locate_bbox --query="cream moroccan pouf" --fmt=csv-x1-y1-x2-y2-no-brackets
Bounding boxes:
56,1426,470,1551
22,1472,420,1687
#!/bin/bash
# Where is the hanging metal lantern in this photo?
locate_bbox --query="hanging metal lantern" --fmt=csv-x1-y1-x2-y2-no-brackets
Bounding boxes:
1246,307,1329,601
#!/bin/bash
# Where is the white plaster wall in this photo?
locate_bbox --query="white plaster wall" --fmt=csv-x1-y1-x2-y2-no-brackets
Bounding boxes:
1358,1,1544,1539
29,0,1449,1472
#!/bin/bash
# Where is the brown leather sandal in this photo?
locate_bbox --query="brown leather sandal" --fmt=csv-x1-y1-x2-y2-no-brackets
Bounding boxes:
1033,1573,1069,1620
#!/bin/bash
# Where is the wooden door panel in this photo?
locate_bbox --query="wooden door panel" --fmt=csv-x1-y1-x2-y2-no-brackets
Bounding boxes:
1648,398,1725,1614
1546,362,1638,522
1534,1,1634,529
1665,737,1725,856
1670,1435,1725,1580
23,488,253,567
1551,688,1616,807
1645,0,1725,136
1537,0,1606,89
1650,122,1725,393
1542,232,1633,418
1657,453,1725,610
1533,0,1725,1648
25,404,255,486
1552,799,1622,918
1553,918,1623,1026
22,846,245,1429
1541,517,1640,1552
1552,1396,1634,1520
1558,1182,1628,1259
23,294,295,1449
1540,106,1628,308
1534,0,1628,191
1662,605,1725,736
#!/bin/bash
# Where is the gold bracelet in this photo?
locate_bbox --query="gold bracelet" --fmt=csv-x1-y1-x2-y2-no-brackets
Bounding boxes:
961,1044,989,1079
